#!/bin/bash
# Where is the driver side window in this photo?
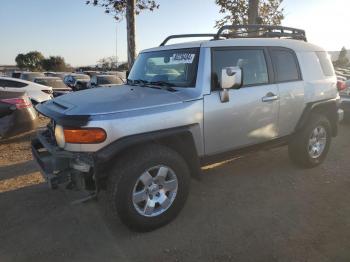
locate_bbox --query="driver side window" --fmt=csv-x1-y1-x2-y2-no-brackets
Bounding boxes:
212,49,269,90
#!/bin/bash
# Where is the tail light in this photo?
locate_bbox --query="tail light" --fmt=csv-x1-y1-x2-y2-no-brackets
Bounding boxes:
42,89,53,94
0,98,32,109
337,80,347,92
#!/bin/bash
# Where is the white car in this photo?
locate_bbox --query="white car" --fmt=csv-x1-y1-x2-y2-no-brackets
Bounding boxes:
0,77,52,104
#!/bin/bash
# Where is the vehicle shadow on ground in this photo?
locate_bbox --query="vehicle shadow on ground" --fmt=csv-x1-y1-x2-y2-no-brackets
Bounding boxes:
0,130,35,145
0,160,38,181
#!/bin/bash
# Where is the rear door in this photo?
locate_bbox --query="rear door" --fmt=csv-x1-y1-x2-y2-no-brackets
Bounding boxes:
269,47,305,137
203,47,280,155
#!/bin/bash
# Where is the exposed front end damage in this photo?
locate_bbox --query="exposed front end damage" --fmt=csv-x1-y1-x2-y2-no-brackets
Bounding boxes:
31,128,96,194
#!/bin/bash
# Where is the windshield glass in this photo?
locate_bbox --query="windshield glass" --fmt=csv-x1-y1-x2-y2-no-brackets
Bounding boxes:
74,74,90,81
97,75,123,85
22,72,45,81
35,79,67,89
128,48,200,87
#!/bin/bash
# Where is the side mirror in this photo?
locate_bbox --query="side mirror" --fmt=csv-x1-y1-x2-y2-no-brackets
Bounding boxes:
220,66,242,103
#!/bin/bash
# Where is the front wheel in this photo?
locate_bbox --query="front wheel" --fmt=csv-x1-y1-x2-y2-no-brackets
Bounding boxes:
107,144,191,232
288,114,331,168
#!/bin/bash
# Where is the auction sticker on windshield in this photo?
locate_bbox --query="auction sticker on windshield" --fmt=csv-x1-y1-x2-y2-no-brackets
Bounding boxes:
170,53,195,64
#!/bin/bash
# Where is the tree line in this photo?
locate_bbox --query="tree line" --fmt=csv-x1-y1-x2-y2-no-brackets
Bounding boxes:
15,51,72,72
86,0,284,68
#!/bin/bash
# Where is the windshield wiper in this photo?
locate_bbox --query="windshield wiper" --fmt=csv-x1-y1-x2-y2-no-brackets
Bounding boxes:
127,79,148,86
127,79,177,91
149,81,177,91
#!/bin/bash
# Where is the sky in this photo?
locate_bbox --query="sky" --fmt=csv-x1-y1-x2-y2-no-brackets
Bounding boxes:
0,0,349,67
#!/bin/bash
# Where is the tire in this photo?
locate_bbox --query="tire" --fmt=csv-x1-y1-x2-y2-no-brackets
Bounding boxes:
288,113,331,168
107,144,191,232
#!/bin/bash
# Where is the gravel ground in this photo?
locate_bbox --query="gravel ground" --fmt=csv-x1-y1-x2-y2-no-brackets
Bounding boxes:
1,123,350,262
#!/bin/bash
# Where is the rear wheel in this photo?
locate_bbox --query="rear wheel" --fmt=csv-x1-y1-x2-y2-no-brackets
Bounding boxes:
107,144,190,232
288,114,331,168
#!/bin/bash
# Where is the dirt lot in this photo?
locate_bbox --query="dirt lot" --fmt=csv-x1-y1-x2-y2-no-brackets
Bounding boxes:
1,123,350,262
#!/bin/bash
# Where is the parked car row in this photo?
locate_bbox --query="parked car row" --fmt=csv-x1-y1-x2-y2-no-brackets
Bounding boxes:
0,70,125,140
0,77,52,105
335,66,350,121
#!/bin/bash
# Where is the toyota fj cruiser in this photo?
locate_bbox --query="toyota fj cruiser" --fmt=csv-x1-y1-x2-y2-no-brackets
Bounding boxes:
32,25,343,231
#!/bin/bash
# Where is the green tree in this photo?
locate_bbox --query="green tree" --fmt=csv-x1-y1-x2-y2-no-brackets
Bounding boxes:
215,0,284,28
335,47,349,67
41,56,68,72
86,0,159,68
117,62,129,71
15,51,44,71
15,54,27,70
97,56,118,70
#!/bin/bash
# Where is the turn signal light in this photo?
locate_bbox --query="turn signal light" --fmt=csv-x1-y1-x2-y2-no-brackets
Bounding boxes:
63,128,107,144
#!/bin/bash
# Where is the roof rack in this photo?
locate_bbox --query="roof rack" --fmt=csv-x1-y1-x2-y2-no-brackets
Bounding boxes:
215,25,307,41
160,34,219,46
159,25,307,46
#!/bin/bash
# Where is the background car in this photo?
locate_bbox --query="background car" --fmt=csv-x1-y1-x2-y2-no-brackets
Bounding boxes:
0,77,52,105
20,72,46,82
88,74,124,88
44,72,69,80
64,73,91,91
0,91,38,139
11,71,22,78
340,80,350,121
33,77,72,97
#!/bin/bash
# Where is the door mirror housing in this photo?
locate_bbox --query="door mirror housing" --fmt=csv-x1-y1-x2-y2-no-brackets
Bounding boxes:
221,66,242,90
219,66,242,103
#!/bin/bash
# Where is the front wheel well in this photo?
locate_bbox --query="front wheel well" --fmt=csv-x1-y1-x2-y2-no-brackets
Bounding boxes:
94,131,201,190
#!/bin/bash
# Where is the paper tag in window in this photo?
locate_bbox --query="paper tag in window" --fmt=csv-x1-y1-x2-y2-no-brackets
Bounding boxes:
170,53,195,64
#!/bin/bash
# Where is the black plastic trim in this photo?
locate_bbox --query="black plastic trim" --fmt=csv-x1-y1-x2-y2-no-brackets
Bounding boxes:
93,125,200,175
295,98,339,136
35,102,90,127
200,135,290,166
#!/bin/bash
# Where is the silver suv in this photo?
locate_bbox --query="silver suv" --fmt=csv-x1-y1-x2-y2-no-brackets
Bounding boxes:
32,25,343,231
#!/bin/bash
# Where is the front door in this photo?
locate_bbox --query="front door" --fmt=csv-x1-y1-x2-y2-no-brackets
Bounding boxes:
204,47,279,155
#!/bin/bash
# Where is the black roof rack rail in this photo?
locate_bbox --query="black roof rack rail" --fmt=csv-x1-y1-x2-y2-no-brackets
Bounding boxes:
215,24,307,41
159,25,306,47
160,34,219,46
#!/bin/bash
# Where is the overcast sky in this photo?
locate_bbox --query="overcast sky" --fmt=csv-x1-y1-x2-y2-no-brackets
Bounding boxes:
0,0,348,66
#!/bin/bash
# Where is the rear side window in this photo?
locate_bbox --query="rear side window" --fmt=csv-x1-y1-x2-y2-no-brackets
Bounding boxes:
316,51,335,76
0,80,27,88
270,49,301,82
212,49,269,89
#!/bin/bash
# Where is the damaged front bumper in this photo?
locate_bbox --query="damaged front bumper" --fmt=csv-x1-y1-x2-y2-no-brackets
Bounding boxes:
31,129,96,191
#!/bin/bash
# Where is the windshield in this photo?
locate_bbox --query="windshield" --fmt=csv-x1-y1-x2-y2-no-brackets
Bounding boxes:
128,48,200,88
74,74,90,81
97,75,123,85
22,72,45,81
35,79,67,89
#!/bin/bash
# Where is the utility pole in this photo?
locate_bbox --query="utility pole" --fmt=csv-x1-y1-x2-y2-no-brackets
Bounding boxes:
115,22,118,69
126,0,136,69
248,0,259,24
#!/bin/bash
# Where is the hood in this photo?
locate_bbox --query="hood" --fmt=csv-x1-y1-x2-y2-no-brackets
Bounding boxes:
37,85,185,117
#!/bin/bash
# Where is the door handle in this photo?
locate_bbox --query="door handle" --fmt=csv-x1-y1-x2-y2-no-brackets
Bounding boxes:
262,92,279,102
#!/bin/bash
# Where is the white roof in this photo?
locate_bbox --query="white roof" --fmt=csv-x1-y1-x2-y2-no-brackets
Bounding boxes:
142,38,325,53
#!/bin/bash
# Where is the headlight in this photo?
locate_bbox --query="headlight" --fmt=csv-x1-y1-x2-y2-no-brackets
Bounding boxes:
54,125,65,148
